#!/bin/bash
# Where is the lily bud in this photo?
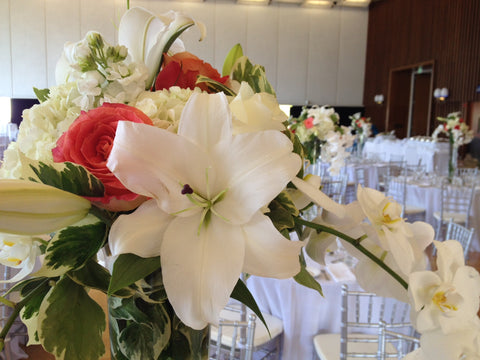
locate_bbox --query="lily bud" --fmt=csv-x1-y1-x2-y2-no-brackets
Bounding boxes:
0,180,91,235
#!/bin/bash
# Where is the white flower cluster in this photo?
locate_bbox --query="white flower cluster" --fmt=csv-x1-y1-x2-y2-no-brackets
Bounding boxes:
320,126,355,175
349,112,372,138
432,112,473,146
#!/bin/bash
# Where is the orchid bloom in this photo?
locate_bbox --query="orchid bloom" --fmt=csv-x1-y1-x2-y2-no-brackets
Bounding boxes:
356,186,433,275
106,92,303,329
118,7,206,89
0,234,41,283
408,240,480,335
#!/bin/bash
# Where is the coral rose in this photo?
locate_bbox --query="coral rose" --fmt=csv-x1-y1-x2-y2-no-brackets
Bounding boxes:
155,51,228,93
52,103,153,211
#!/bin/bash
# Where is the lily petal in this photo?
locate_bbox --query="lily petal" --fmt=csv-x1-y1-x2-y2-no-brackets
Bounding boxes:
162,215,244,329
109,199,172,258
291,177,345,218
435,240,465,283
242,212,302,278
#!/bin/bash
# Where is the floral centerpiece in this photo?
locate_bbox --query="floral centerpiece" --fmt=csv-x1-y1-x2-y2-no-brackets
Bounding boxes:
432,112,474,179
288,105,354,175
349,112,372,157
0,6,479,360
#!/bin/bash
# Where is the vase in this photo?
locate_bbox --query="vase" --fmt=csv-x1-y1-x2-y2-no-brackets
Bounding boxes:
108,268,210,360
448,138,458,181
355,133,366,158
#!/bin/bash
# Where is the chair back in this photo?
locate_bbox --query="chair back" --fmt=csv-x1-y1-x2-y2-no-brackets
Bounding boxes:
210,312,256,360
321,174,348,204
354,167,369,188
445,219,475,258
340,285,413,360
436,180,476,238
378,321,420,359
456,167,479,186
385,176,406,218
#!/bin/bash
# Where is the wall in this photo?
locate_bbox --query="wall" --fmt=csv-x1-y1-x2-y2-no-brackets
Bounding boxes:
364,0,480,133
0,0,368,107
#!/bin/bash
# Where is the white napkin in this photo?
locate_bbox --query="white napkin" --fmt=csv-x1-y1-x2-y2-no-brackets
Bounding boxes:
326,262,356,282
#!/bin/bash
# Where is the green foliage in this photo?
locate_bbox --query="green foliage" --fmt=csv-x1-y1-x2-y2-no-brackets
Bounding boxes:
108,254,161,295
33,87,50,102
39,276,106,360
195,75,236,96
28,161,104,197
231,56,276,95
222,44,244,76
266,190,299,233
294,252,323,296
44,222,107,271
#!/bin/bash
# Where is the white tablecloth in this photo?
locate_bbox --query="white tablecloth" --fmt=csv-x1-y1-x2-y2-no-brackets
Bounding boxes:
247,274,358,360
363,137,449,174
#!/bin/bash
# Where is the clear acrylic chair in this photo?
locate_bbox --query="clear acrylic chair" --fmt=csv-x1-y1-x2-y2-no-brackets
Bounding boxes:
433,180,476,240
209,312,256,360
355,167,369,189
321,174,348,204
456,167,479,186
386,176,426,223
444,219,475,259
313,285,414,360
378,321,420,360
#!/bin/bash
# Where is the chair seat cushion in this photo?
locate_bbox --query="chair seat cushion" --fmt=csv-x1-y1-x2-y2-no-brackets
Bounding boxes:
210,308,283,347
404,205,426,215
313,332,398,360
433,211,467,224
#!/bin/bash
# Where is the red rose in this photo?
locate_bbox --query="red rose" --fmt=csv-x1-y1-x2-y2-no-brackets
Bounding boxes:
304,117,314,129
52,103,153,211
155,52,229,93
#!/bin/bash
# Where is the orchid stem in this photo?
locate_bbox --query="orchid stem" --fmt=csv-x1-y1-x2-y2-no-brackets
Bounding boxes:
295,217,408,290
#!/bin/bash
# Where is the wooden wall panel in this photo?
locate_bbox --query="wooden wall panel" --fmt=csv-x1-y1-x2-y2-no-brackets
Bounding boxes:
364,0,480,134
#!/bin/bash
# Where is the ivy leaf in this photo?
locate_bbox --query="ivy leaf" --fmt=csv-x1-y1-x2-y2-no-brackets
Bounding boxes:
68,258,110,293
231,56,275,95
108,254,161,295
222,43,244,76
38,276,106,360
44,222,107,271
33,87,50,102
266,191,299,232
195,75,236,96
28,161,104,197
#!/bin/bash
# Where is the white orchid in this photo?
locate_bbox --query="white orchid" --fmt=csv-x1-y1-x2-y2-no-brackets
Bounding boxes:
106,92,303,329
356,186,433,275
408,240,480,334
229,82,287,134
0,234,41,283
118,7,206,89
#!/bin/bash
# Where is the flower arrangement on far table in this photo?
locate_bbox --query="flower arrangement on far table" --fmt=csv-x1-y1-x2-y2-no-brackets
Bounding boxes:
288,105,354,175
432,112,474,179
349,112,372,156
0,6,479,360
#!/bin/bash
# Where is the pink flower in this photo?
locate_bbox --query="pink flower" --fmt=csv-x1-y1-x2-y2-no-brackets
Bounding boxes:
304,117,314,129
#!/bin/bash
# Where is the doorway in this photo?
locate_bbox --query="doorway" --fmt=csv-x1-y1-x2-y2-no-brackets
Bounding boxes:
386,62,434,138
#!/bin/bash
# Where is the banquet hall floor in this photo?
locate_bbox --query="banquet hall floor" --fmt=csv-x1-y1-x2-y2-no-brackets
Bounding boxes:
20,250,480,359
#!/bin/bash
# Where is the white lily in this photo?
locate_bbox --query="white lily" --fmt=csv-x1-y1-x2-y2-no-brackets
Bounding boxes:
229,82,287,134
408,240,480,334
0,180,91,235
0,233,41,283
107,92,303,329
118,7,206,89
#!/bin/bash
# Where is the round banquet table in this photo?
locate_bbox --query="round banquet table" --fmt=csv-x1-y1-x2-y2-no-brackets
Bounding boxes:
247,274,359,360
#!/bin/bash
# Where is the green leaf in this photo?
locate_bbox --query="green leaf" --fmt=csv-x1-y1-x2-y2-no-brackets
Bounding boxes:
68,258,110,292
38,276,106,360
44,222,107,271
231,56,276,95
222,43,244,76
293,253,323,296
195,75,236,96
171,316,209,360
15,278,52,320
28,161,104,197
230,278,270,336
266,195,297,232
33,87,50,102
108,254,161,295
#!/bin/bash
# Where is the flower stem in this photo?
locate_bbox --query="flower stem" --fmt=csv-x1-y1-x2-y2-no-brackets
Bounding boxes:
295,217,408,290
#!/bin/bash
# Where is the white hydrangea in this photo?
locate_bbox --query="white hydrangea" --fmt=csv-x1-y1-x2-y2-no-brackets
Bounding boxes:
129,87,202,132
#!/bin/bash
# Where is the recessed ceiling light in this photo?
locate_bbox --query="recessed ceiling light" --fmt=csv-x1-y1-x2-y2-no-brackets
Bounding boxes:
237,0,271,5
342,0,370,7
302,0,331,7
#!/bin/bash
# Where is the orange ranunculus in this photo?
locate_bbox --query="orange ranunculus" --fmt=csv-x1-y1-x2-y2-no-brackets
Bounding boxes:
155,52,229,93
52,103,153,211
